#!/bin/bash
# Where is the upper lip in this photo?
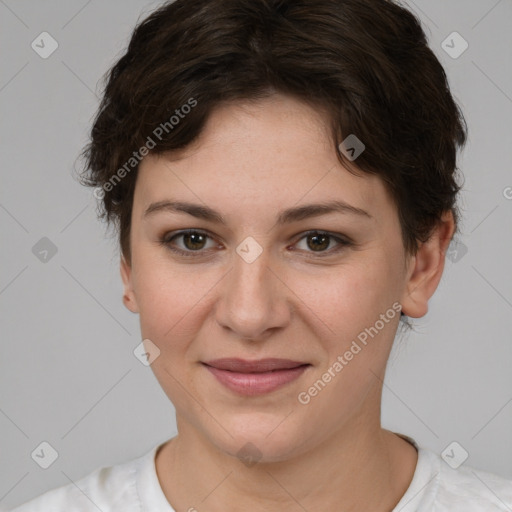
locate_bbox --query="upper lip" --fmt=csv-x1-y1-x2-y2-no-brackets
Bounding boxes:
202,358,309,373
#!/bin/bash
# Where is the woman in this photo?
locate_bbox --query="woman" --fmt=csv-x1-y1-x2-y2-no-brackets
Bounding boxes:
11,0,512,510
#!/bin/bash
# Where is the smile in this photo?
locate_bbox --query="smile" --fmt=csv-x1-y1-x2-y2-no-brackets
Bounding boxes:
202,358,311,396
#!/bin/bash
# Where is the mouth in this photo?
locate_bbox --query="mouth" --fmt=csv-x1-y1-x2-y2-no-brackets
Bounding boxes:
201,358,311,396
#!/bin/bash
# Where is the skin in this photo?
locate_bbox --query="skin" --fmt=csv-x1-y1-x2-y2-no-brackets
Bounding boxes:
121,93,454,511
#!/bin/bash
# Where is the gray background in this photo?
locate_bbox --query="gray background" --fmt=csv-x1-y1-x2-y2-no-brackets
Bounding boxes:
1,0,511,509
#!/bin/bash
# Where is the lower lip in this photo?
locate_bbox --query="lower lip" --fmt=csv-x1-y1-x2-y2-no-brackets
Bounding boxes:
203,364,310,396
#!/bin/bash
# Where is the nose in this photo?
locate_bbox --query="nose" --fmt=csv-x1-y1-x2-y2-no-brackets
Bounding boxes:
214,245,291,341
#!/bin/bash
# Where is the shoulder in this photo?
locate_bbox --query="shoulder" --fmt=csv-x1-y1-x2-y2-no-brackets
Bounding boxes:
419,447,512,511
391,434,512,512
8,448,153,512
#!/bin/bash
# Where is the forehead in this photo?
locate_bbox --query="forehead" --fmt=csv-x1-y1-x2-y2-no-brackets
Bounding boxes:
134,94,395,224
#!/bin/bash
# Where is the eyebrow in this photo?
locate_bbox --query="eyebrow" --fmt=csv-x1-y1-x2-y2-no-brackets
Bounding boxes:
144,199,372,224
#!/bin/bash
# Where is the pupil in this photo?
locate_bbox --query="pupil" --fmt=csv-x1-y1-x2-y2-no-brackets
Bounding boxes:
308,234,329,251
185,233,205,250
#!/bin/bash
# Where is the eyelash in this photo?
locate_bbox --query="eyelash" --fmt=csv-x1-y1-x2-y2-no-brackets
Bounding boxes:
159,229,352,259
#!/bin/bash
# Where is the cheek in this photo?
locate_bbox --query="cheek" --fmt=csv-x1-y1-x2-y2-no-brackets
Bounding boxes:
133,249,402,350
293,259,400,342
291,265,401,426
131,256,211,343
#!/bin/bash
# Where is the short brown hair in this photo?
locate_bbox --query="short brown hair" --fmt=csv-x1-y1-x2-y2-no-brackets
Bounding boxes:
80,0,467,263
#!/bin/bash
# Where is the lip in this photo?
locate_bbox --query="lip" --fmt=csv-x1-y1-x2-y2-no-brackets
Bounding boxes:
202,358,310,396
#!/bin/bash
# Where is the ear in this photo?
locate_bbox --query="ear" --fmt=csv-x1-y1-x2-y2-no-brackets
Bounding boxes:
120,256,139,313
400,210,455,318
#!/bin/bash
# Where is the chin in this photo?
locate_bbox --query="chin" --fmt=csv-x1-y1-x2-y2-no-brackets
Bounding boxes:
210,415,310,465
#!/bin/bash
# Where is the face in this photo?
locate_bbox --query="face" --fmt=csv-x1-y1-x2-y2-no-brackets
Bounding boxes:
121,94,434,462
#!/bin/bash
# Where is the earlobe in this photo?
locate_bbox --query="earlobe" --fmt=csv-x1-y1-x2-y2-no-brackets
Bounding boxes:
120,256,139,313
400,211,455,318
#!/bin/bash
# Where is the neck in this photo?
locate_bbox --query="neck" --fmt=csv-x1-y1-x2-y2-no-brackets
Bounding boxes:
156,407,418,511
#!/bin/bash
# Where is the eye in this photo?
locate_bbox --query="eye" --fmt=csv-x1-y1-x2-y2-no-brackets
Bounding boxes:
160,229,352,258
292,230,351,256
161,229,219,257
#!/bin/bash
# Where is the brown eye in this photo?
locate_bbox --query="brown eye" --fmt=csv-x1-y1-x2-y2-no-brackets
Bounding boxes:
294,230,351,256
182,232,208,250
162,230,218,256
306,233,330,251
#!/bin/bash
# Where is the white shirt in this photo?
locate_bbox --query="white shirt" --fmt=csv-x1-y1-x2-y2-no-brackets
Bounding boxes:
9,434,512,511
